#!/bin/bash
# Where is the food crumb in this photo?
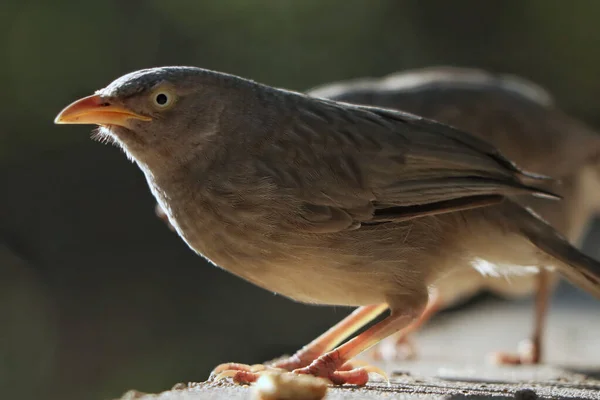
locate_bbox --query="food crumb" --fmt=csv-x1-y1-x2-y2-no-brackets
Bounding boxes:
253,371,329,400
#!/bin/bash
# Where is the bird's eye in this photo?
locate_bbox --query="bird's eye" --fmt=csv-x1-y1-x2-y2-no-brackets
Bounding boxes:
153,92,171,107
156,93,168,105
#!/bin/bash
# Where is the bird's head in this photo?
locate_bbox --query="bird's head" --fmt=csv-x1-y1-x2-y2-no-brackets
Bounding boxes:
55,66,246,169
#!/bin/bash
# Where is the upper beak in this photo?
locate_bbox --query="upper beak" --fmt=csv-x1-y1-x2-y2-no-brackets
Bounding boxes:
54,94,152,127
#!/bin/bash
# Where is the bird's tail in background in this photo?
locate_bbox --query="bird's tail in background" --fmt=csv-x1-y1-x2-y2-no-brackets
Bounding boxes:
504,200,600,299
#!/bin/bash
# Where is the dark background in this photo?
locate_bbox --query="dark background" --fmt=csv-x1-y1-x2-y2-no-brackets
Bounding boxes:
2,1,600,399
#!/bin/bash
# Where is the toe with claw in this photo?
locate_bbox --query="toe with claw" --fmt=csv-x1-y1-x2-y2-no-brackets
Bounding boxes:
293,352,388,386
489,339,541,365
210,362,287,384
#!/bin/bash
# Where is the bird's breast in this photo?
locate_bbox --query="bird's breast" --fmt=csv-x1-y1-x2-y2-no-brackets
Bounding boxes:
147,176,437,307
155,191,401,305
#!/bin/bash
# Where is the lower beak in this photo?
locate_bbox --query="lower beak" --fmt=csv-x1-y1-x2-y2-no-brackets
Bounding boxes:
54,94,152,128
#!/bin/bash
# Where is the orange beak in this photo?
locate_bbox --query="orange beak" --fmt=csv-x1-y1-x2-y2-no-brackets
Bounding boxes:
54,94,151,128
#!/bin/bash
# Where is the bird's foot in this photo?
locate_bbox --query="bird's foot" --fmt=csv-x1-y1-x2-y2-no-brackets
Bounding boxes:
210,363,289,384
210,357,374,385
209,350,322,384
293,351,387,386
370,334,417,361
489,339,540,365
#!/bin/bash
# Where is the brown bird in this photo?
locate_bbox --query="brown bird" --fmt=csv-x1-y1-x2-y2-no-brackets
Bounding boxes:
54,67,600,386
307,66,600,364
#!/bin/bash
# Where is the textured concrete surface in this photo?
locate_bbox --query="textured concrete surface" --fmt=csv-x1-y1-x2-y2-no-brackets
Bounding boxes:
122,370,600,400
118,365,600,400
116,286,600,399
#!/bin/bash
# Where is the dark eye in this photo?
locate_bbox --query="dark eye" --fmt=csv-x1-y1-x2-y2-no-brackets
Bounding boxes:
156,93,168,105
151,91,175,109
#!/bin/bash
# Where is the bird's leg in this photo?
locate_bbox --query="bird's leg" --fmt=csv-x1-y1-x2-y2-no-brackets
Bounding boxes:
528,269,551,363
293,297,426,385
371,288,441,361
491,269,550,364
211,303,388,384
272,303,389,370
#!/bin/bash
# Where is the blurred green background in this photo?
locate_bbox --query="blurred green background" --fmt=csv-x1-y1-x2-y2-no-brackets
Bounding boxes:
2,1,600,399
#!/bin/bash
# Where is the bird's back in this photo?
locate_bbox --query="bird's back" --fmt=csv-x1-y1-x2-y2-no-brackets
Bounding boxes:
308,67,600,240
308,67,600,179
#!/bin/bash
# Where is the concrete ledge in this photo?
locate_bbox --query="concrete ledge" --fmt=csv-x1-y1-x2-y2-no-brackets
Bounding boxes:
117,363,600,400
115,292,600,399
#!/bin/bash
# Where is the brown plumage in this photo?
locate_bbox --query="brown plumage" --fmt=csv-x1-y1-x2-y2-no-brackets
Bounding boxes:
55,67,600,385
308,66,600,363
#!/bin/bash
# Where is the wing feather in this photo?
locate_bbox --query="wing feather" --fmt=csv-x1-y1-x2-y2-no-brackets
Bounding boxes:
256,93,558,234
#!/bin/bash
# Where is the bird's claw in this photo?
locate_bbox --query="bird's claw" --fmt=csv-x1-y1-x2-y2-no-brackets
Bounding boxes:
294,364,387,386
488,339,540,365
351,364,389,383
210,363,288,384
213,368,265,384
293,356,388,386
209,358,387,386
210,362,264,378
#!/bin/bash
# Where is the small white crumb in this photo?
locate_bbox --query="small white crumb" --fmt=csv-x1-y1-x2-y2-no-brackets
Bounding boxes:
253,371,328,400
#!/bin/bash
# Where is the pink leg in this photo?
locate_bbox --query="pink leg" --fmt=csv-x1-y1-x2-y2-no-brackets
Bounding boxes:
292,299,426,385
491,269,551,364
273,303,388,370
371,289,441,361
210,304,388,384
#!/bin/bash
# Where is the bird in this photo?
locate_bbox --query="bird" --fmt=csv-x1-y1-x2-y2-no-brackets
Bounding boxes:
54,66,600,386
306,66,600,364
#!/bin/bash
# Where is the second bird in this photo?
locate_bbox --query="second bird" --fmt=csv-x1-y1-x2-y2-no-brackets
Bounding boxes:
308,66,600,364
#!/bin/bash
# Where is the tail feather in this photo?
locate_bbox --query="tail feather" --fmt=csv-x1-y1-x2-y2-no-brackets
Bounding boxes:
505,200,600,299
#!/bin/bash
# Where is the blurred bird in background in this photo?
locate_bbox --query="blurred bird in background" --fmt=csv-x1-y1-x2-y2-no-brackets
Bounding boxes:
304,66,600,364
